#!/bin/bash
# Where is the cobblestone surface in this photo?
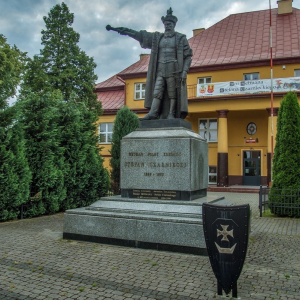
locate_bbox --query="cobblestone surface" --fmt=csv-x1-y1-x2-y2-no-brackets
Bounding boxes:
0,192,299,299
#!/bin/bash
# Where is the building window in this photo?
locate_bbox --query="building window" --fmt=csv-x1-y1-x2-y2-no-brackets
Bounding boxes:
135,83,146,100
294,69,300,77
99,123,113,144
243,73,259,80
198,77,212,84
199,119,218,142
208,166,217,184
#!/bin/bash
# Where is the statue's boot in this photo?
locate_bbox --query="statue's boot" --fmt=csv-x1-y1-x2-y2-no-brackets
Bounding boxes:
167,99,176,119
140,98,161,120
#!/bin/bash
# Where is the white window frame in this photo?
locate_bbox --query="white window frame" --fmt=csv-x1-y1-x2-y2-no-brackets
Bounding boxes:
134,82,146,100
198,118,218,142
243,73,259,80
208,166,217,185
294,69,300,77
99,123,113,144
198,77,212,84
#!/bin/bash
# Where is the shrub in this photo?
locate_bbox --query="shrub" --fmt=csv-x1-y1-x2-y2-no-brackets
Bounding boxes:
110,107,139,194
270,92,300,217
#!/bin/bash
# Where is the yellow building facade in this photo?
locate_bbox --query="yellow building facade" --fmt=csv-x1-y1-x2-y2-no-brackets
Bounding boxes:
96,1,300,187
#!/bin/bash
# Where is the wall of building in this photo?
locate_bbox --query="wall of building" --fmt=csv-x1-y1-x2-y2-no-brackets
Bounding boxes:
187,63,300,86
96,114,115,170
125,77,146,110
97,61,300,185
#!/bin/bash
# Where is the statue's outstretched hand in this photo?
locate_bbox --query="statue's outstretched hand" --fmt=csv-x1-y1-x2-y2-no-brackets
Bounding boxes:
106,25,139,41
106,25,130,36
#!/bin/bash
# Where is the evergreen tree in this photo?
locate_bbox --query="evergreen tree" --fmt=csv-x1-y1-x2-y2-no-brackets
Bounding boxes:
21,55,49,96
0,108,31,221
0,36,30,221
20,92,66,217
17,2,109,217
59,100,109,210
110,106,139,194
21,2,102,115
270,92,300,217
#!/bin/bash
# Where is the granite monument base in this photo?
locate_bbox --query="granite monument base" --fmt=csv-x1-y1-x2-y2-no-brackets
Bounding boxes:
121,120,208,200
63,195,231,255
63,120,227,254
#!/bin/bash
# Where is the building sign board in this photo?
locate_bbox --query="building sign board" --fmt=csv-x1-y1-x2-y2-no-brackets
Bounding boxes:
245,139,256,143
197,77,300,97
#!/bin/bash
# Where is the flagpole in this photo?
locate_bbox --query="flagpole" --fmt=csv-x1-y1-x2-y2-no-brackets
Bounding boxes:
269,0,274,185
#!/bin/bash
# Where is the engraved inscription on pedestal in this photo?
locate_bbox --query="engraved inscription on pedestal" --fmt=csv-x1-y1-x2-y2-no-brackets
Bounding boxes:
130,189,179,200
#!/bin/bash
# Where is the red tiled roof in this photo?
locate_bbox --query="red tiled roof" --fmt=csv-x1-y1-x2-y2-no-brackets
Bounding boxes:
95,75,125,90
116,8,300,77
97,89,124,110
118,55,150,77
189,8,300,69
95,75,125,112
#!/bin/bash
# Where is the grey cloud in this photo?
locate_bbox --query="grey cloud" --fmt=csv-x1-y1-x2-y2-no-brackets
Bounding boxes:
0,0,284,83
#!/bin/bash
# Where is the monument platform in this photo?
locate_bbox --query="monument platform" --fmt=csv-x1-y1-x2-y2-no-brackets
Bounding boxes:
63,120,230,255
121,121,208,200
63,195,231,255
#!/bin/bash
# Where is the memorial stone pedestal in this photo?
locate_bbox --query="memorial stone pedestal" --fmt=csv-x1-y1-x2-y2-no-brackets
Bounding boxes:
63,120,230,255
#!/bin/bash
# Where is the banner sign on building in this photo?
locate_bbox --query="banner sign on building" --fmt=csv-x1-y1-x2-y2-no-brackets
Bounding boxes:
197,77,300,97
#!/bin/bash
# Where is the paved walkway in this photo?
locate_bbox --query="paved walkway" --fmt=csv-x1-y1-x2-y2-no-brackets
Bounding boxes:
0,193,299,299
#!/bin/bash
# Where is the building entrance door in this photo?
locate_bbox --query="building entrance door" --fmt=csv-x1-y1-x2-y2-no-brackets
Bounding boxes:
243,151,261,186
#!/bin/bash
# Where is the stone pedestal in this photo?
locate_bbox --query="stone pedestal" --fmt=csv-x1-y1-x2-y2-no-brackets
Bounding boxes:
63,120,229,254
121,120,208,200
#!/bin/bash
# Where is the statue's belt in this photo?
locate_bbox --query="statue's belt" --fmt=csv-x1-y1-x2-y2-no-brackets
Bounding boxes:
158,59,177,63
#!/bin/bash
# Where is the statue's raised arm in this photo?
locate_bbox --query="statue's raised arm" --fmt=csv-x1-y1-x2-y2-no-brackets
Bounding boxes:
106,8,193,120
106,25,141,42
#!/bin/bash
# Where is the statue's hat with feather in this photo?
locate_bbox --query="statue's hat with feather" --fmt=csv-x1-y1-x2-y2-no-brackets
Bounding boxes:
161,7,178,24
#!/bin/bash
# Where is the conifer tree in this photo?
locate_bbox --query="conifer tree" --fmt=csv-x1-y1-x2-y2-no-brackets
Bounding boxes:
270,92,300,217
20,92,66,217
21,2,102,115
0,36,30,221
110,107,139,194
0,108,31,221
59,100,109,210
17,2,109,216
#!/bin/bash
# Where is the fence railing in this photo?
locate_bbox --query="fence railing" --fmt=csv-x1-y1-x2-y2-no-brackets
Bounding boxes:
259,185,300,217
259,186,269,217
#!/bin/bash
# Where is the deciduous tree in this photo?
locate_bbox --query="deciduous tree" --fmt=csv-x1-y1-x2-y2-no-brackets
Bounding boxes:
0,34,26,108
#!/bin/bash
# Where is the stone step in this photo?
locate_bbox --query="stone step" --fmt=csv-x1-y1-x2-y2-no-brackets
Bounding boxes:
63,195,232,254
67,207,203,224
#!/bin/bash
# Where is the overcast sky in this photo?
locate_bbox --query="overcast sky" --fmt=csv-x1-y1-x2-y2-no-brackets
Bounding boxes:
1,0,299,84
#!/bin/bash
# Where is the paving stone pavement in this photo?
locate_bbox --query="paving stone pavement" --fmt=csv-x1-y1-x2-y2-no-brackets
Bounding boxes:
0,192,299,300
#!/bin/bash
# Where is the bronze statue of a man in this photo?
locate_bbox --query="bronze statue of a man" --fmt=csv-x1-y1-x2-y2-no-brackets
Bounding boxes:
107,8,193,120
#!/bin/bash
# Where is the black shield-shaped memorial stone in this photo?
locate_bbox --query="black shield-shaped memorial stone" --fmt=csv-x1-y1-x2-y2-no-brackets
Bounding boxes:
202,203,250,296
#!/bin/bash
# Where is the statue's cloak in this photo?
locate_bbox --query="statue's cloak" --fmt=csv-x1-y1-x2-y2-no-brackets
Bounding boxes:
138,30,193,119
